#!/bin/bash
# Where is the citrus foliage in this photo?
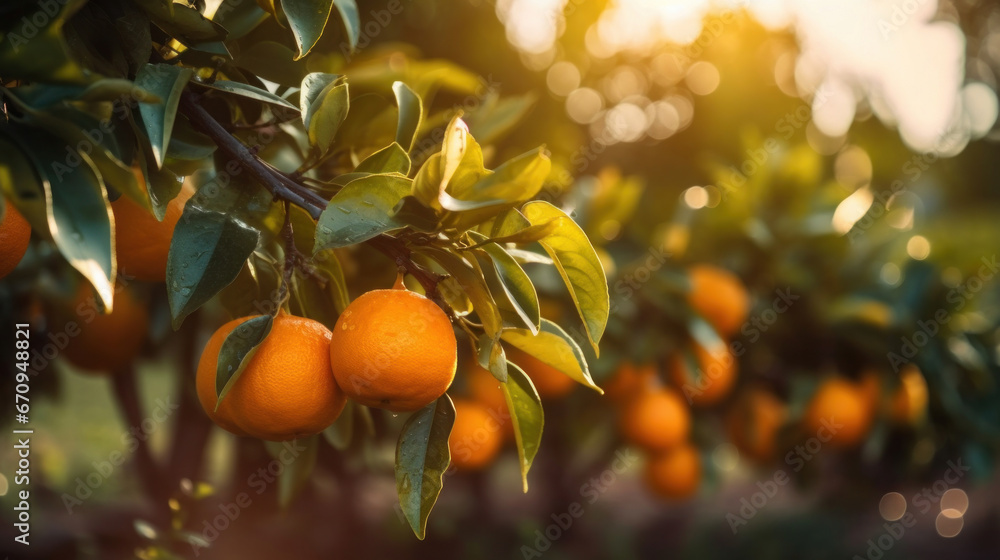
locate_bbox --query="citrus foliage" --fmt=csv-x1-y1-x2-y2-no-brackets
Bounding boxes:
0,0,609,538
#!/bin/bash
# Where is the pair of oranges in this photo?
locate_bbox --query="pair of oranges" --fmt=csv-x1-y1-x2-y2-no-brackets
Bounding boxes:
196,277,459,441
604,362,700,500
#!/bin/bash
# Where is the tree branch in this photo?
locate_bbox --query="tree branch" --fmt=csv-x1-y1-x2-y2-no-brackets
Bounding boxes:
178,91,445,298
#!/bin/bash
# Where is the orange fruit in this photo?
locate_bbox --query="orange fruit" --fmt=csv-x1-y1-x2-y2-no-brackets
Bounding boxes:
111,179,194,282
668,343,737,406
329,279,457,412
507,347,575,399
62,283,149,374
0,202,31,279
687,264,749,337
620,387,690,451
803,377,872,447
196,313,346,440
889,365,928,425
448,399,504,470
644,443,701,500
727,388,787,461
604,362,657,403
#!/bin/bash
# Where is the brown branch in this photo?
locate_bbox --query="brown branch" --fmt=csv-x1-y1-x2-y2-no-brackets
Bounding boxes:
178,91,444,298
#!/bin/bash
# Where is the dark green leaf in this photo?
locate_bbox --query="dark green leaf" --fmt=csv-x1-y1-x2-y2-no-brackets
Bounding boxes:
395,395,455,540
522,201,609,355
134,0,229,45
332,0,361,51
135,63,194,169
502,319,602,394
236,41,307,86
216,315,274,407
307,82,349,154
393,81,422,151
282,0,336,59
198,79,299,111
6,124,116,309
167,207,260,328
470,233,540,333
314,174,410,251
391,196,439,231
300,72,342,123
419,246,502,338
501,363,543,492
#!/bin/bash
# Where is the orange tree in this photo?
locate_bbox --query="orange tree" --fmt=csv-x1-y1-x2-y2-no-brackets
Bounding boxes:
0,0,609,548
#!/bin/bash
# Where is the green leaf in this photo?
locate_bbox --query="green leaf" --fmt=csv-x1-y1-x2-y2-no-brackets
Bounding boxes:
332,0,361,51
135,64,194,169
289,206,350,317
501,363,543,492
390,196,439,231
307,83,349,154
314,174,410,251
418,246,502,338
323,400,355,450
522,201,609,355
411,152,444,208
395,395,455,540
356,143,411,175
167,207,260,328
393,81,422,152
502,319,602,394
0,0,89,84
477,333,508,382
275,436,319,507
469,233,540,334
282,0,336,59
467,93,536,146
134,0,229,45
198,79,299,111
6,124,116,310
300,73,342,122
450,147,548,207
215,315,274,407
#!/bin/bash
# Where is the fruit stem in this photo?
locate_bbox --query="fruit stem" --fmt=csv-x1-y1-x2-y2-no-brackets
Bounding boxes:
178,91,446,301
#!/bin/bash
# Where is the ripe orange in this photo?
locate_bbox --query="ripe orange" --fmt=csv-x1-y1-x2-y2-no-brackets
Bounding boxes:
449,399,504,470
727,388,787,461
62,283,149,374
507,347,575,399
196,313,346,440
889,365,928,425
687,264,749,337
620,387,690,451
803,377,872,447
111,180,194,282
644,443,701,500
604,362,657,403
0,202,31,279
668,343,737,406
329,280,457,412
